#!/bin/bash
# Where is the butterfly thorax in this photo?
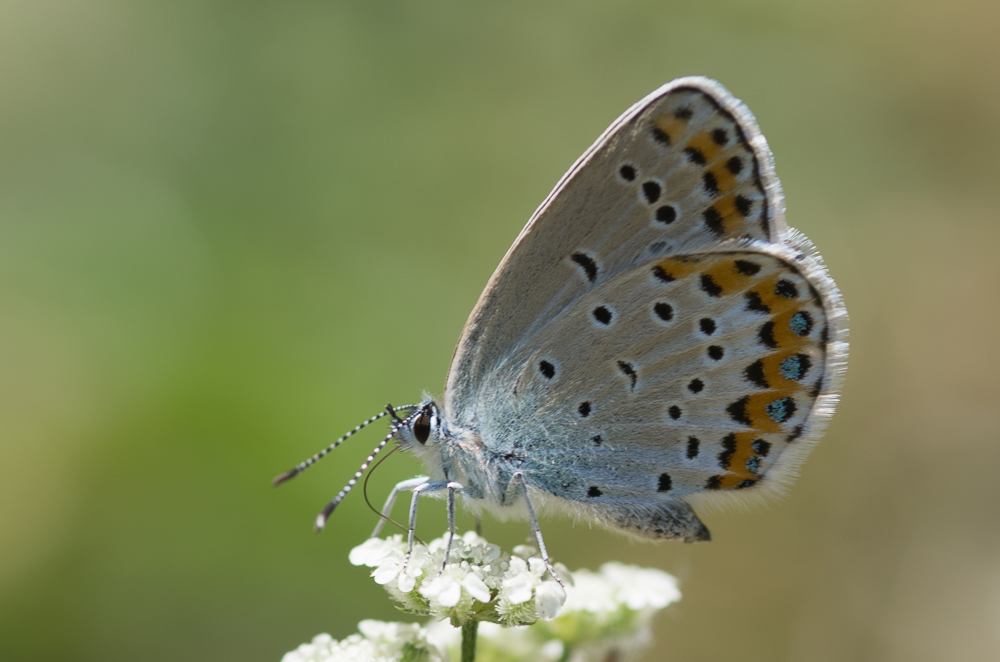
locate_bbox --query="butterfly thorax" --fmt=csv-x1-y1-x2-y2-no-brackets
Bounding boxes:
397,400,535,514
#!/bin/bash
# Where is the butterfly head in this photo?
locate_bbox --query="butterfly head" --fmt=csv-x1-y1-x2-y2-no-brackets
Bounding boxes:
394,401,446,452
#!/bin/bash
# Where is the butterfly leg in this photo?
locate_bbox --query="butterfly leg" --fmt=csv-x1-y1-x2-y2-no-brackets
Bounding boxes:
512,472,563,586
370,476,430,538
439,481,464,576
400,480,464,575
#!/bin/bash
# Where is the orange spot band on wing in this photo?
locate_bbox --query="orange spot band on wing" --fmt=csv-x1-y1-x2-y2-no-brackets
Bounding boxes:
685,132,726,164
716,432,766,488
701,259,760,295
652,256,704,281
653,114,686,146
707,163,737,194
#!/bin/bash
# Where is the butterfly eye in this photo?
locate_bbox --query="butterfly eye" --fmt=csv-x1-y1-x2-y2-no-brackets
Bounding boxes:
413,413,431,444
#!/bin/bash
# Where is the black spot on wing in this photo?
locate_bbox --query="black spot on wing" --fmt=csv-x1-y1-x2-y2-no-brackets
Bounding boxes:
745,291,770,314
655,205,677,224
571,252,598,282
703,207,723,235
718,433,737,469
652,266,674,283
744,359,769,388
727,396,752,426
617,361,637,390
735,195,752,217
685,147,707,165
775,280,798,298
687,436,700,458
700,274,722,297
702,172,719,195
759,321,778,348
642,181,662,203
658,473,672,492
734,260,761,276
592,306,612,325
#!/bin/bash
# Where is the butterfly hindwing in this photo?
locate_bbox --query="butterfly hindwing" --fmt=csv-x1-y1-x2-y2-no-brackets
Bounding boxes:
462,242,844,538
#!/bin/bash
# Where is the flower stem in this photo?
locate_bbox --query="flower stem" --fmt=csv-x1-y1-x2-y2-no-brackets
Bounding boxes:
461,620,478,662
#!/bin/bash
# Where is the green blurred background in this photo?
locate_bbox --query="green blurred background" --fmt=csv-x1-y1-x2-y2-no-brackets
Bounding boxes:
2,1,998,660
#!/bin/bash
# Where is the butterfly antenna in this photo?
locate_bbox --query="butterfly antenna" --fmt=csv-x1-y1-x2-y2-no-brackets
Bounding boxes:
314,407,420,532
272,403,419,486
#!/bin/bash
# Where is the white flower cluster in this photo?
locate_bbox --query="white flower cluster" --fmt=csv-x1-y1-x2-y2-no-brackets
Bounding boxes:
282,532,683,662
564,561,681,613
424,560,681,662
280,620,443,662
349,532,567,627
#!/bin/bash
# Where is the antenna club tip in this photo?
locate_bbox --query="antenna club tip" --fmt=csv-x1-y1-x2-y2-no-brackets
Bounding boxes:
273,469,299,487
314,514,328,532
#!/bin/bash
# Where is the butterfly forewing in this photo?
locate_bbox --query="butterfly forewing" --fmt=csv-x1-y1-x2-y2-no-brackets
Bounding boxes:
446,79,787,426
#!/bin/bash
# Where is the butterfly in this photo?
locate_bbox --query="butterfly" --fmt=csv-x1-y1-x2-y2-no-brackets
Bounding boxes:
276,77,848,569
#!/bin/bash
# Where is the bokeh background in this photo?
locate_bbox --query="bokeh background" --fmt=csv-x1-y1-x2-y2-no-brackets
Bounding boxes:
2,1,999,660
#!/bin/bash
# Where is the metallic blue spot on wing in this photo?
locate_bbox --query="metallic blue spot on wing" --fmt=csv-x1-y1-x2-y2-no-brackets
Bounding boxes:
766,397,796,423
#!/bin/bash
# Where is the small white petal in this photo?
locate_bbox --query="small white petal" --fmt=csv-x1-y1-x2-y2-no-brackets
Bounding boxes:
348,538,387,567
311,633,334,647
462,573,491,603
357,619,388,639
437,580,462,607
601,562,681,610
528,557,546,576
512,544,536,559
535,580,566,619
501,573,535,605
434,577,462,607
421,576,463,608
372,562,401,585
507,556,528,575
397,571,416,593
